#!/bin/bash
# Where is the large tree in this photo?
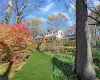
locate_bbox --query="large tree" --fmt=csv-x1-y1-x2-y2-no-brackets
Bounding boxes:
47,13,67,30
27,18,42,38
65,24,76,35
13,0,40,23
75,0,96,80
4,0,13,24
0,0,42,24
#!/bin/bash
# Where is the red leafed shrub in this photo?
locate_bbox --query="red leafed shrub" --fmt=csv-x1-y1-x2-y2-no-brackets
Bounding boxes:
0,24,36,63
10,24,30,36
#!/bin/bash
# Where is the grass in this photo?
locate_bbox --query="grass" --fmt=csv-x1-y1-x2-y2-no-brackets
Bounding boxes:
92,48,100,78
0,63,9,76
51,48,100,80
52,53,74,80
0,48,99,80
11,50,53,80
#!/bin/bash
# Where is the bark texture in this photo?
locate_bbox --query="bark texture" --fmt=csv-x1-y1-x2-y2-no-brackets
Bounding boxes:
75,0,96,80
5,0,12,24
15,15,20,23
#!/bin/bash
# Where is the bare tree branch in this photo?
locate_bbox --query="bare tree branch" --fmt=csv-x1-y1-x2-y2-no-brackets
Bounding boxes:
88,16,98,22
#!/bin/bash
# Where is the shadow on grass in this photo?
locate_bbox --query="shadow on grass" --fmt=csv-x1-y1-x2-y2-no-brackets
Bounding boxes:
0,41,13,80
52,57,73,77
0,62,13,80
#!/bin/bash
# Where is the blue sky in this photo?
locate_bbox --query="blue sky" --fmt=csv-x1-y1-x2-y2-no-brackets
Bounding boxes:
0,0,100,31
24,0,100,30
25,0,76,29
0,0,76,30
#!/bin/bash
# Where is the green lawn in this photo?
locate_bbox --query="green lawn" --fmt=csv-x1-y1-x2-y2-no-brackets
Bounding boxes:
11,50,53,80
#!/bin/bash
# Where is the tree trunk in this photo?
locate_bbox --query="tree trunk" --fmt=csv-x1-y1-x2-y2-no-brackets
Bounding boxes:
75,0,96,80
15,15,20,23
88,25,96,46
4,0,12,24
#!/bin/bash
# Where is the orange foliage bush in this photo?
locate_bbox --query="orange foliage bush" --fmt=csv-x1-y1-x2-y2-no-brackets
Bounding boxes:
0,24,35,63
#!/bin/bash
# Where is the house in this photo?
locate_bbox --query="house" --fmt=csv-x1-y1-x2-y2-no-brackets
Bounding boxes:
35,27,76,42
36,27,65,39
66,34,76,40
44,28,65,39
35,28,67,44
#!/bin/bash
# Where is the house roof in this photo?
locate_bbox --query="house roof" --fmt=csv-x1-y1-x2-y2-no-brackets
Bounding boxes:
66,34,76,39
36,29,66,39
35,35,43,39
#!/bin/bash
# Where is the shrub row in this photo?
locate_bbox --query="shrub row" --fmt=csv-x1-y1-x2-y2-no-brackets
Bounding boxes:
96,41,100,46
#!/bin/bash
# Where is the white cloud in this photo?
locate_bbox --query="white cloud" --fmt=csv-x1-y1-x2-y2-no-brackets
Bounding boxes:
94,0,100,6
69,4,76,12
68,20,73,26
52,11,70,19
25,15,47,22
62,13,70,19
88,9,91,14
40,18,47,22
26,15,46,21
50,11,73,26
88,0,100,6
25,15,36,19
52,11,59,15
40,2,54,12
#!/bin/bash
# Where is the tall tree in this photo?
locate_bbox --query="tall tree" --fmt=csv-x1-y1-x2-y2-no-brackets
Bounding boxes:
4,0,13,24
47,13,67,30
27,18,42,38
0,0,42,24
13,0,40,23
75,0,96,80
66,24,76,35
